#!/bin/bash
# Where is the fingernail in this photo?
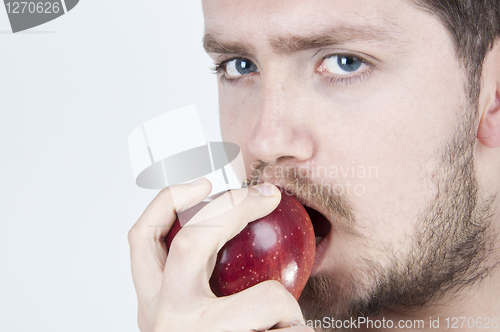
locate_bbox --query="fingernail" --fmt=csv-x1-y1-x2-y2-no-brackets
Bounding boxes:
256,182,279,196
188,178,206,186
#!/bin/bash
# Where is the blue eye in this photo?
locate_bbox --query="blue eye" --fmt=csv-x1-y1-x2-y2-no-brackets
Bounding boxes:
225,59,259,77
338,56,362,72
321,55,365,75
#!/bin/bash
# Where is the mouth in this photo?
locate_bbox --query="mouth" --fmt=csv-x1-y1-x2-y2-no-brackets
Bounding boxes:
272,186,332,244
298,198,332,273
277,186,333,273
303,205,332,245
253,180,334,272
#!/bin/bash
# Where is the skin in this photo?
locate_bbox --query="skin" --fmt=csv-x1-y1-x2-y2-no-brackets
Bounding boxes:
129,0,500,331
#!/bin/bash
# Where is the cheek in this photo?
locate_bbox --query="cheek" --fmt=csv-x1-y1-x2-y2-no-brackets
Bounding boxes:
219,84,255,142
219,84,260,176
314,59,467,243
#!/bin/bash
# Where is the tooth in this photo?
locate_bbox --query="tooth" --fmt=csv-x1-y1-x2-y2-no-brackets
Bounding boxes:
315,236,324,245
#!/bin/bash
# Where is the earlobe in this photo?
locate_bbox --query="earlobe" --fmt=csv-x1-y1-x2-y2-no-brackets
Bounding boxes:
477,91,500,148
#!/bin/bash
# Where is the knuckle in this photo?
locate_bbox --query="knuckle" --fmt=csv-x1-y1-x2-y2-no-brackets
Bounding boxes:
151,319,182,332
168,231,199,259
137,307,175,332
127,225,142,248
136,307,153,332
137,313,149,332
157,186,173,204
151,324,164,332
260,280,289,304
151,323,165,332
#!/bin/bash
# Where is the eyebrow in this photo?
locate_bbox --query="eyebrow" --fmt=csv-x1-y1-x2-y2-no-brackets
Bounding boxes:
203,25,404,56
203,33,256,56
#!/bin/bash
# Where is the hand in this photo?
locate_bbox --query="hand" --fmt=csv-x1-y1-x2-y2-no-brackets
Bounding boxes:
128,179,314,332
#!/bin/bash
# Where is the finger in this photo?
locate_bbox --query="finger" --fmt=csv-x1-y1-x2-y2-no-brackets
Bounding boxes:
128,178,211,301
162,183,281,300
213,280,305,331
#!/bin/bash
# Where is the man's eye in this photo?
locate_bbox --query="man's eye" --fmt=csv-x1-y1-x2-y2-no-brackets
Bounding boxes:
319,55,365,75
225,59,259,78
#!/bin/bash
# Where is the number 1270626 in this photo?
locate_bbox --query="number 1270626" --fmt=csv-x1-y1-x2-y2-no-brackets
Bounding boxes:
5,2,61,14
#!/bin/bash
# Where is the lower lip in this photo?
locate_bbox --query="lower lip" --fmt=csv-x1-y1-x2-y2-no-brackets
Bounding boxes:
311,230,332,274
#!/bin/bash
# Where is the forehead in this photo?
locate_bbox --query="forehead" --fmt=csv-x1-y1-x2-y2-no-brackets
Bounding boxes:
203,0,421,38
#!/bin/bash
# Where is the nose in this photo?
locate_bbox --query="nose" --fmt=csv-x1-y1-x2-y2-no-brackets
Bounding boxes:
247,76,314,164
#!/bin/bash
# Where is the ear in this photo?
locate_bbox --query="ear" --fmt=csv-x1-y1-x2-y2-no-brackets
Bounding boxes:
477,40,500,148
477,92,500,148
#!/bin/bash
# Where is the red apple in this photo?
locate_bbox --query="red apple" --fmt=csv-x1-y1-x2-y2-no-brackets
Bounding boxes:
166,188,316,300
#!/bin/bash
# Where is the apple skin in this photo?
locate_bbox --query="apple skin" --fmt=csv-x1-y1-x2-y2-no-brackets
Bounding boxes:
166,189,316,300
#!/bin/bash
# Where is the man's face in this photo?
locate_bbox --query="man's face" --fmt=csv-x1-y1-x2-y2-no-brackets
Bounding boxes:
203,0,493,321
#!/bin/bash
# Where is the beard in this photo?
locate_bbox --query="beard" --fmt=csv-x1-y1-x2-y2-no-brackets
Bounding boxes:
250,103,497,331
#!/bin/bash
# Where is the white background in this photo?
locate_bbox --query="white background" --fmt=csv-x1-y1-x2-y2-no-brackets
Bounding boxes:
0,1,219,331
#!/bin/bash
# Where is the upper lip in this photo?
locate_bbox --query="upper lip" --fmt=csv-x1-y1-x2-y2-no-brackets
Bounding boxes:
263,180,334,229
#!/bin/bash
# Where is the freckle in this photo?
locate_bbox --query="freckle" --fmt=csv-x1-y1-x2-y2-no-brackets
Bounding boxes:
253,243,255,246
250,255,253,257
242,267,244,269
284,236,287,238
